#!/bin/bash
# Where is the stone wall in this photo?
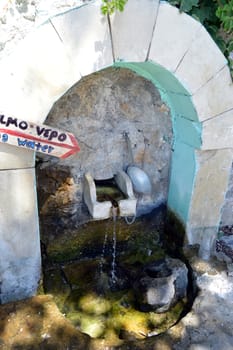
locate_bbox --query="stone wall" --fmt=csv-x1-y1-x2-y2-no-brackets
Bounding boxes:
36,67,172,237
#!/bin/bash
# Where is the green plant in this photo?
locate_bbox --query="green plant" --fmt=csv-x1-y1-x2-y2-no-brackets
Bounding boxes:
101,0,128,15
168,0,233,75
216,1,233,32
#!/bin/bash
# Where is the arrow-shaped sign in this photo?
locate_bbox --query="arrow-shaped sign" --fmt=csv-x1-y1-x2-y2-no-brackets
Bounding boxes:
0,114,80,159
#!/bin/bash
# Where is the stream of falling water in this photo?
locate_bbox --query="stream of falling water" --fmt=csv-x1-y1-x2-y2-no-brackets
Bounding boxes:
99,230,108,276
99,206,118,286
111,211,117,285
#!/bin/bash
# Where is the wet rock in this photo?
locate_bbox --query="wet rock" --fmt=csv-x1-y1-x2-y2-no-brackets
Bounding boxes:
216,235,233,263
133,257,188,312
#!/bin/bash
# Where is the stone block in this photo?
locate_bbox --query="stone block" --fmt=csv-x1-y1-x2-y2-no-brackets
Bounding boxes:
186,148,233,258
188,149,232,230
149,2,201,72
175,26,227,94
0,144,35,170
110,0,159,62
0,168,41,303
51,0,113,77
192,66,233,121
0,21,79,124
202,110,233,150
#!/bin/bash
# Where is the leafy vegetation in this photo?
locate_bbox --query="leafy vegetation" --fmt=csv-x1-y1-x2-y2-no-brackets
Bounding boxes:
168,0,233,74
101,0,128,15
101,0,233,74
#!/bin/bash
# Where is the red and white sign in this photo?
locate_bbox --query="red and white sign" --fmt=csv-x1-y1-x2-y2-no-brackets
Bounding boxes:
0,114,80,159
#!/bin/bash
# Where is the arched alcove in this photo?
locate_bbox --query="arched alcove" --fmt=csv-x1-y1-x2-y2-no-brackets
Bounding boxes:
0,0,232,303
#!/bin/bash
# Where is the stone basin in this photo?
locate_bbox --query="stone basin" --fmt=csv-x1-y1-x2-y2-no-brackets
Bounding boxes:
133,257,188,312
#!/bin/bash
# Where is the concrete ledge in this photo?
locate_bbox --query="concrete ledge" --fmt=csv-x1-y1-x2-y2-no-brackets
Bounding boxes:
110,0,159,62
149,2,201,72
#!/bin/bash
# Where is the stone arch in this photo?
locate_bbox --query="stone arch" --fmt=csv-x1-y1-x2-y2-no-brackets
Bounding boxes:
0,0,233,302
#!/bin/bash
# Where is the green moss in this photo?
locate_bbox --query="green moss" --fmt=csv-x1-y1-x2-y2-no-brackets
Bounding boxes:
62,259,100,289
96,184,125,203
44,262,187,344
120,228,165,265
46,214,165,263
78,293,111,315
43,268,71,310
148,299,186,334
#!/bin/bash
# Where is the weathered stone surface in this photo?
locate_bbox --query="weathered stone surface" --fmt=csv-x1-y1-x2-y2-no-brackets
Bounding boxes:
188,149,233,252
110,0,159,62
51,0,113,77
0,20,80,123
202,110,233,150
175,26,227,94
192,66,233,121
0,168,41,303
